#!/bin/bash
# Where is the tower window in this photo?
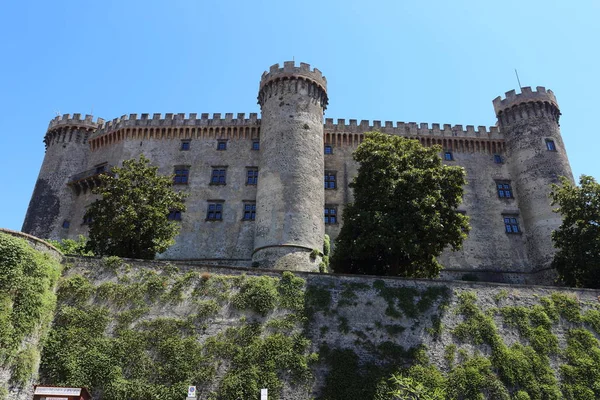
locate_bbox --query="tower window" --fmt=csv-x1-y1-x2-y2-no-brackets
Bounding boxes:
494,154,503,164
324,145,333,155
95,163,107,174
324,206,337,224
207,202,223,221
546,139,556,151
496,182,513,198
211,168,227,185
174,167,189,184
62,220,70,229
181,140,190,151
217,141,227,150
252,141,260,151
167,210,182,221
324,172,337,189
243,203,256,221
246,168,258,185
444,151,453,161
504,216,520,233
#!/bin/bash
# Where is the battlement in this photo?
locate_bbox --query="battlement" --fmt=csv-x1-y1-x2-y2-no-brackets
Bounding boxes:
259,61,327,92
93,112,260,138
47,114,104,131
492,86,559,116
323,118,502,139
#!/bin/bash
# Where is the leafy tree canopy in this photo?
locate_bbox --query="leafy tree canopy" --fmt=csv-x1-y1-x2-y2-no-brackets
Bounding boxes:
85,155,186,259
330,132,469,277
48,235,94,256
550,175,600,288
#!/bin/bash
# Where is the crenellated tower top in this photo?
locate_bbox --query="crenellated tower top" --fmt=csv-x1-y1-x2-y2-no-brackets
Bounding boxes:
258,61,328,110
493,87,559,116
44,114,104,149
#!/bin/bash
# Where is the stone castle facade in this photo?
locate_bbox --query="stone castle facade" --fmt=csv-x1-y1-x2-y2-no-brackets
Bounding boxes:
22,61,573,283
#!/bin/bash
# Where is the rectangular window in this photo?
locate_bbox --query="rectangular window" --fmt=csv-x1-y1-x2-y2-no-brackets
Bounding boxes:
181,140,190,151
444,151,453,161
207,202,223,221
211,168,227,185
324,206,337,224
174,167,189,184
252,141,260,151
497,182,513,198
546,139,556,151
504,216,520,233
324,172,337,189
62,220,70,229
494,154,503,164
94,163,107,174
167,210,182,221
324,145,333,155
217,141,227,150
243,203,256,221
246,168,258,185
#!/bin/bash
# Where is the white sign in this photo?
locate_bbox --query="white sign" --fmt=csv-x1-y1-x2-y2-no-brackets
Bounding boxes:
42,398,69,400
261,388,268,400
187,386,197,397
34,387,81,396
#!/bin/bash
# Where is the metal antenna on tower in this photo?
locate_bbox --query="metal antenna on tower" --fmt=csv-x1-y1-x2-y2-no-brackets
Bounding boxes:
515,69,522,90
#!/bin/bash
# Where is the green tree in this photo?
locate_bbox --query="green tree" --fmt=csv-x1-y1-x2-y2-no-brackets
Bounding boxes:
331,132,469,277
48,235,94,256
550,175,600,288
85,155,186,259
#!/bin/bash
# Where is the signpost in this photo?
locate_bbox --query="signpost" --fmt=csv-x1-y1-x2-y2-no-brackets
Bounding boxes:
261,388,268,400
186,385,197,399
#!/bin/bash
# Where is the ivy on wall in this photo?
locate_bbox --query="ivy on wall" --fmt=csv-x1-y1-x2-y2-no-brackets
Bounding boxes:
40,259,315,400
0,232,61,389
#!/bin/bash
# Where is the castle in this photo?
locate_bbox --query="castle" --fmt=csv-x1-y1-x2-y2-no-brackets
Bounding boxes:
22,61,573,284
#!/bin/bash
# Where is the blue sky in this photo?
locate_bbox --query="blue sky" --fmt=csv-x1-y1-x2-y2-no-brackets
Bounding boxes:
1,0,598,232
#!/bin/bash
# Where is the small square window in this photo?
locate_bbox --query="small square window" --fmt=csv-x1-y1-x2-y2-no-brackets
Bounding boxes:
504,216,520,233
246,168,258,185
444,151,453,161
546,139,556,151
167,210,182,221
252,141,260,151
211,168,227,185
325,172,337,189
207,202,223,221
243,203,256,221
494,154,503,164
62,220,70,229
217,141,227,151
324,207,337,224
496,182,513,198
174,168,189,184
181,140,190,151
324,145,333,155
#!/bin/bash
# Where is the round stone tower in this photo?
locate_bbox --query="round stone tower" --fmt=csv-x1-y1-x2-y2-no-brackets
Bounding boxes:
493,87,573,272
253,61,329,270
22,114,102,239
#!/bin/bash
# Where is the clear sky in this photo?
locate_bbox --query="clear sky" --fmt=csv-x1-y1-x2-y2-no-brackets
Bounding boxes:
1,0,598,232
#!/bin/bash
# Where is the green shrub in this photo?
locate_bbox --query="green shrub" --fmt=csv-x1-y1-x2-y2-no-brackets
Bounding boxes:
232,276,279,316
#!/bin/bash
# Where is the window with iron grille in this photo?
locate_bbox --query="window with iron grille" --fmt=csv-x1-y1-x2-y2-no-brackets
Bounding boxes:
252,141,260,151
546,139,556,151
211,168,227,185
324,206,337,224
243,203,256,221
217,141,227,150
494,154,503,164
496,182,513,198
174,167,189,184
444,151,453,161
324,145,333,155
246,168,258,185
324,172,337,189
207,203,223,221
504,216,520,233
181,140,190,151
